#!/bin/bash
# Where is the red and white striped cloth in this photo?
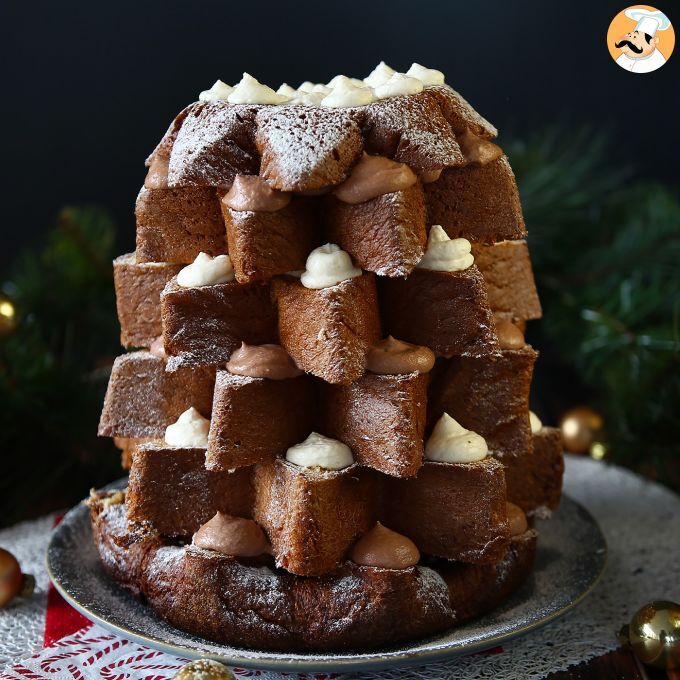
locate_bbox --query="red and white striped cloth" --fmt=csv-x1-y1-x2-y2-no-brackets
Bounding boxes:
0,517,343,680
0,618,342,679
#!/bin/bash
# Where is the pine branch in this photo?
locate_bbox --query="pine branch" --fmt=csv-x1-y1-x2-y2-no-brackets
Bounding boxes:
510,126,680,489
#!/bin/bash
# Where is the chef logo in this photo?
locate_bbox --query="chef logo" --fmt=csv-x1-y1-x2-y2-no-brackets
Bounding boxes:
607,6,674,73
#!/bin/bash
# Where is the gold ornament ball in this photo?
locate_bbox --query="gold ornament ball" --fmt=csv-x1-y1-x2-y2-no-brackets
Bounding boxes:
560,406,604,454
0,547,35,608
619,600,680,670
589,441,607,461
0,296,17,337
173,659,235,680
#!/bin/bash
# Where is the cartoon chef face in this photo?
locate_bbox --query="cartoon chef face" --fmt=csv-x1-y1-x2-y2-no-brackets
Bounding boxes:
615,29,659,58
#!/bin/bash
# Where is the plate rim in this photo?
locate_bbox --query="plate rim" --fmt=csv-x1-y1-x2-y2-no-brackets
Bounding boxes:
46,486,607,672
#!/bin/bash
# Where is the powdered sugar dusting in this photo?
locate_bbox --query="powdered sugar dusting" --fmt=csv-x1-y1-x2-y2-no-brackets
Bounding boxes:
169,102,260,188
145,103,197,167
256,106,364,191
364,93,464,172
426,85,498,139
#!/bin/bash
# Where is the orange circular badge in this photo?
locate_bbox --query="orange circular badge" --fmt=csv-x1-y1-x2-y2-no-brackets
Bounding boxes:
607,5,674,73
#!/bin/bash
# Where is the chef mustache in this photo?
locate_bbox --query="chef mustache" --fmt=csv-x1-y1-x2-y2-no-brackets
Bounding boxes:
615,39,644,53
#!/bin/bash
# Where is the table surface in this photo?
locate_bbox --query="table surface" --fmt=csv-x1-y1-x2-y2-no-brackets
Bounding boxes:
1,455,679,679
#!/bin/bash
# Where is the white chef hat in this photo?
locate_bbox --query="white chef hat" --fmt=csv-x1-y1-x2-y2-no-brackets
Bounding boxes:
624,7,671,37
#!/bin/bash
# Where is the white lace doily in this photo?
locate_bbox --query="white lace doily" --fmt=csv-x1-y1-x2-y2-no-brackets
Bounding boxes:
1,456,679,679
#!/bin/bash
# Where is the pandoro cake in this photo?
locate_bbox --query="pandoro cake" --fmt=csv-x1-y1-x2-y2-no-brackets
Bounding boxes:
91,61,563,652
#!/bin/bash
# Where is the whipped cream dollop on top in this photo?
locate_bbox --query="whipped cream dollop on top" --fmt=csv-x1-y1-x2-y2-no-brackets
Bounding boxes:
375,72,424,99
222,174,291,212
363,61,397,88
285,432,354,470
351,522,420,569
199,80,234,102
333,153,417,204
406,63,446,86
300,243,362,289
198,63,447,108
322,76,375,108
165,407,210,448
227,73,291,105
298,81,332,95
529,411,543,434
327,74,365,89
288,90,326,106
425,413,488,463
177,252,235,288
277,83,297,96
417,226,474,272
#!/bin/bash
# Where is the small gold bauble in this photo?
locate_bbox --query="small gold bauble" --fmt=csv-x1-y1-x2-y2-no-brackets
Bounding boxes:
0,295,18,337
619,600,680,670
173,659,235,680
560,406,604,454
0,547,35,608
589,441,607,461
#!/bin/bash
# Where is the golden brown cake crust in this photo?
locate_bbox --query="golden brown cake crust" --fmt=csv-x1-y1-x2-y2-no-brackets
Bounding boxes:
113,254,182,348
89,493,536,652
324,183,427,277
206,372,317,471
253,460,376,576
379,267,498,358
167,102,260,188
425,156,526,243
135,186,226,264
145,103,196,168
89,493,162,598
363,92,464,173
161,278,278,370
256,107,364,192
425,86,498,139
472,240,542,322
272,274,381,385
380,459,510,564
438,530,537,622
321,371,427,478
503,427,565,515
221,198,319,283
98,352,216,438
428,347,537,458
126,444,253,536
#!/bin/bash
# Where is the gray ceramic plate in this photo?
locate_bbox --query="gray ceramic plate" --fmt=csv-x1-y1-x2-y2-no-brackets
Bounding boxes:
46,480,606,673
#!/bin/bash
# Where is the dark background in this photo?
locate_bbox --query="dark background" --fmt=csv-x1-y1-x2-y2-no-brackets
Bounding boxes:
0,0,678,525
0,0,678,270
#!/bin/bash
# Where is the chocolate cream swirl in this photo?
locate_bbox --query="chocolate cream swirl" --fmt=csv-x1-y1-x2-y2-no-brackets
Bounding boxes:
144,154,169,189
351,522,420,569
495,320,526,350
226,342,303,380
222,174,291,212
458,129,503,166
334,153,417,204
193,512,271,557
506,502,528,536
366,336,435,375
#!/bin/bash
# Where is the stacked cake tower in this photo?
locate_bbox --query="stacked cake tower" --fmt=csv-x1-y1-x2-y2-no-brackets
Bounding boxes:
90,62,564,651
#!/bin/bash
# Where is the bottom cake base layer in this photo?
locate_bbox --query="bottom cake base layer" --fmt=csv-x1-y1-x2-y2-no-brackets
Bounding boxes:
89,490,537,652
